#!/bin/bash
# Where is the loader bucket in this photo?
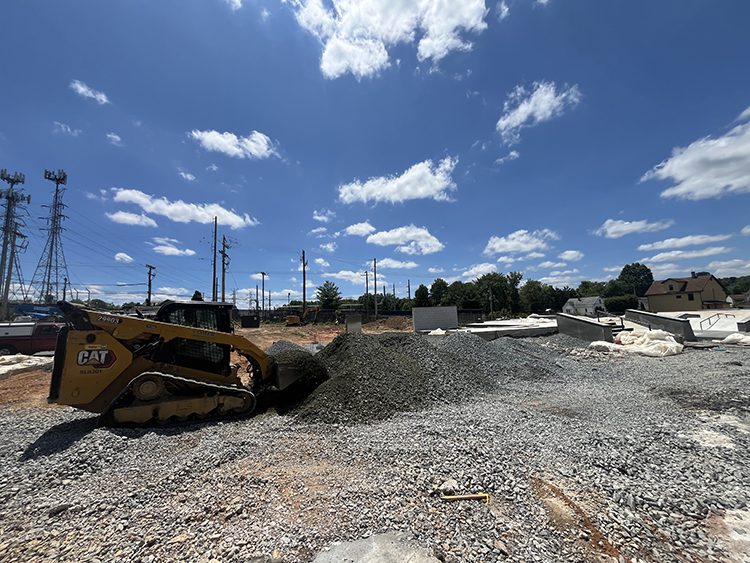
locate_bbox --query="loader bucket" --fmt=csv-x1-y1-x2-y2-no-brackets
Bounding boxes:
271,350,328,392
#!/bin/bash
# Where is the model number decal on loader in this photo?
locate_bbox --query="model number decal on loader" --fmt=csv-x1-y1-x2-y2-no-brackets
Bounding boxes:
77,349,116,369
97,315,121,324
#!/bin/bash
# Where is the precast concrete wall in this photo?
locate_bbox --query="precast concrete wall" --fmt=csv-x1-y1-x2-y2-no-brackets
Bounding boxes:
737,320,750,332
412,306,458,332
556,314,613,343
625,309,697,341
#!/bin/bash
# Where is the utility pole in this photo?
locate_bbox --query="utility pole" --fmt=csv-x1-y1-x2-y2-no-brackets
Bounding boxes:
255,285,259,312
219,236,230,302
232,288,236,305
248,291,252,309
407,279,411,300
268,291,271,314
259,272,267,319
31,169,71,304
392,283,396,297
287,292,290,304
0,169,29,319
146,264,155,305
86,288,91,305
211,216,217,301
63,277,68,301
300,250,308,317
373,258,377,320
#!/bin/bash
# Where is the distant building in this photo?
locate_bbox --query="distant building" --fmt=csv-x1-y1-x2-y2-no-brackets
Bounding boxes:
727,291,750,309
562,296,606,317
645,272,728,312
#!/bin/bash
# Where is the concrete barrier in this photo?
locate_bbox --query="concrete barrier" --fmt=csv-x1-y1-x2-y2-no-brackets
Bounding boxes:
624,309,697,341
737,320,750,332
556,314,613,343
412,306,458,332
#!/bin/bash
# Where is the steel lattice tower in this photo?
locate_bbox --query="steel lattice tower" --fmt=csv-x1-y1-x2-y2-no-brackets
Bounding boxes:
30,169,71,304
0,169,30,318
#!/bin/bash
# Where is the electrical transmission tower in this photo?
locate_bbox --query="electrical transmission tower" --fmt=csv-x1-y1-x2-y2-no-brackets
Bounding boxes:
0,170,31,319
30,169,72,304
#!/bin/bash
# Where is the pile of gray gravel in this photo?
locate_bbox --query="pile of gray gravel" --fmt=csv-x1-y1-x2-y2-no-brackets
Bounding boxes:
267,339,308,356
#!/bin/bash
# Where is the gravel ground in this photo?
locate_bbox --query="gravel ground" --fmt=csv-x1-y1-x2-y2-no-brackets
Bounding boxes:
1,333,749,562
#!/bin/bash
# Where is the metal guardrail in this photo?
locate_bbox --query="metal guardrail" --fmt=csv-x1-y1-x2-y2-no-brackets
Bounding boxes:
699,312,735,330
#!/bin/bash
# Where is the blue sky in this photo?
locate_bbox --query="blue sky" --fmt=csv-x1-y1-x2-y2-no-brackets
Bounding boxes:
1,0,749,304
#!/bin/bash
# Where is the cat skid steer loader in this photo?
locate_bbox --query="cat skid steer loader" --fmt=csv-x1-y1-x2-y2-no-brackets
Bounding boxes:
48,301,323,425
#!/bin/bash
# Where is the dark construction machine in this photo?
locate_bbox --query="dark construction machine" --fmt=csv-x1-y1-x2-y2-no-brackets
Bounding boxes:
48,301,322,425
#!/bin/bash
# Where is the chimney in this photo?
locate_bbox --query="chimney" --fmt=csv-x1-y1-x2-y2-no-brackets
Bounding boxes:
691,271,697,278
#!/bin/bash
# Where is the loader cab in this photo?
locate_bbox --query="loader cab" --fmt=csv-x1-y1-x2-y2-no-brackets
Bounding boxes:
154,301,236,375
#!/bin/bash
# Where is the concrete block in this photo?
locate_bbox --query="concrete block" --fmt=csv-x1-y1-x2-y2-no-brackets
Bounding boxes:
556,313,613,343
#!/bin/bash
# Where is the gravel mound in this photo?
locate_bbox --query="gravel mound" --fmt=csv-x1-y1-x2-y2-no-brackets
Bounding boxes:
296,332,504,424
267,340,308,356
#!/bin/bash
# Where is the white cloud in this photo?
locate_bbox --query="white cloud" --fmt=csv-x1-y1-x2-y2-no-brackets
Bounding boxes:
367,225,444,255
107,132,122,146
52,121,81,137
743,225,750,236
314,257,330,267
151,237,196,257
642,108,750,200
538,261,566,269
320,242,337,253
207,163,219,172
344,221,376,236
642,246,731,263
308,226,328,237
178,170,196,181
525,252,545,259
225,0,242,10
483,229,559,255
323,270,374,285
290,0,489,80
637,234,732,251
647,263,684,278
111,188,258,229
260,7,271,20
495,150,519,165
377,258,418,269
339,157,457,204
496,81,581,145
313,209,335,223
428,267,444,274
69,79,110,105
85,189,108,202
495,255,517,264
594,218,674,239
497,1,510,20
558,250,583,261
250,273,269,280
105,211,158,228
462,262,497,279
707,259,750,278
114,252,134,263
603,266,622,273
189,129,279,160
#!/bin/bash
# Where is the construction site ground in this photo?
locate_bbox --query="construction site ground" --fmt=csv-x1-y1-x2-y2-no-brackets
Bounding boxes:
0,329,749,563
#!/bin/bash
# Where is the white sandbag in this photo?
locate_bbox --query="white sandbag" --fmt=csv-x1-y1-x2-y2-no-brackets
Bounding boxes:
720,333,750,346
588,329,683,357
589,341,622,353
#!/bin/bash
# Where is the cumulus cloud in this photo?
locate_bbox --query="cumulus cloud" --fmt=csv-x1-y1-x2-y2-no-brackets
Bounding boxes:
642,246,731,263
225,0,242,10
290,0,489,79
250,273,268,280
111,188,258,229
538,261,566,269
496,81,581,145
107,132,123,146
320,242,337,253
344,221,376,236
308,226,328,237
743,225,750,236
642,107,750,200
178,170,196,181
462,262,497,279
538,269,580,287
314,257,330,267
69,79,110,105
207,163,219,172
707,259,750,278
105,211,158,228
495,150,519,165
323,270,374,285
52,121,81,137
428,267,444,274
377,258,418,269
312,209,335,223
525,252,545,259
495,255,517,265
366,225,444,255
637,234,732,251
114,252,134,263
151,237,196,257
497,1,510,20
338,157,457,204
483,229,559,256
558,250,583,261
189,129,279,160
594,219,674,239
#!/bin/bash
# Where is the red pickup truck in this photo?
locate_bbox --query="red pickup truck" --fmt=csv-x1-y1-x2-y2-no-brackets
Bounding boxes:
0,322,64,355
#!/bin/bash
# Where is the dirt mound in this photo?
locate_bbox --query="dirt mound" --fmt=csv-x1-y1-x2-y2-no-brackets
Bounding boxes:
295,332,505,425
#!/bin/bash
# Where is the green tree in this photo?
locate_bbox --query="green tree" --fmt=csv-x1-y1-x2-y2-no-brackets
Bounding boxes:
414,284,430,307
577,280,607,297
604,295,638,314
316,281,342,309
475,273,510,314
429,278,449,306
507,271,523,314
520,280,551,314
618,263,654,297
